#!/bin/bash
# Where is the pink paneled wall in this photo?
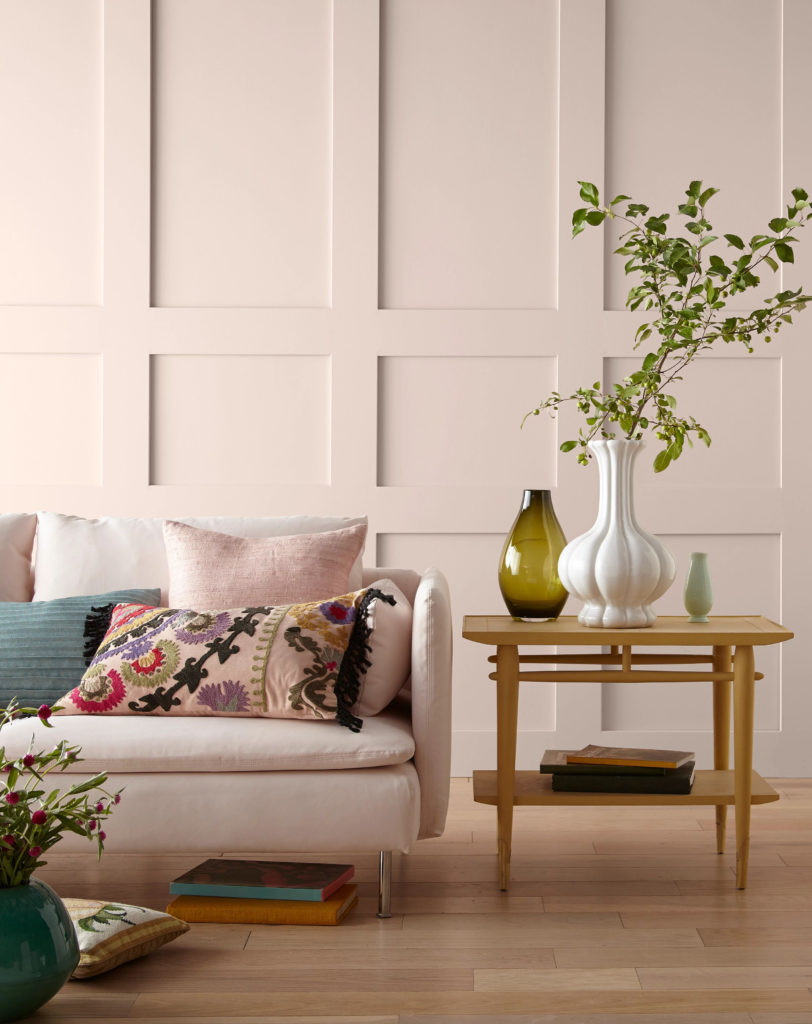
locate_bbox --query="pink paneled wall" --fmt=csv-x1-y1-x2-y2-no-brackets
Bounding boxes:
0,0,809,774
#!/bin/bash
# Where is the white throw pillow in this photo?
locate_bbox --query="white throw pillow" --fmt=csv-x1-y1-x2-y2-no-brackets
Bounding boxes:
0,513,37,602
33,512,367,603
358,578,413,716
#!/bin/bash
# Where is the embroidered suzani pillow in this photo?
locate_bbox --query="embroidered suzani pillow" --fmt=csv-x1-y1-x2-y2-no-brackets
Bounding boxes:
55,588,393,732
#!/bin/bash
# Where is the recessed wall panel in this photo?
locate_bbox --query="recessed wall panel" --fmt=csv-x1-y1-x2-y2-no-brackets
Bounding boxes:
604,356,780,489
604,0,781,311
0,355,101,484
377,532,556,733
151,0,332,308
601,533,780,732
379,0,559,309
150,355,330,485
0,2,102,305
378,356,557,486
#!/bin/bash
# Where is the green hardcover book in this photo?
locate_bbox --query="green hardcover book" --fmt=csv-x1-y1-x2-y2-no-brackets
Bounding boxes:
540,749,667,776
551,761,696,794
169,859,355,902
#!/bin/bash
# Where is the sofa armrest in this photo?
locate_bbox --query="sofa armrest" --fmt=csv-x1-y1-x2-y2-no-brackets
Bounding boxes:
410,567,453,840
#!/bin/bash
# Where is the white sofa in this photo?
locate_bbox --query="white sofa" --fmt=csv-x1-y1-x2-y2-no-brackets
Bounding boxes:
0,512,453,917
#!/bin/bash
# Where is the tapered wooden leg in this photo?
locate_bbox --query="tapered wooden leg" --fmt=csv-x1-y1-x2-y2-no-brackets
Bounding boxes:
712,645,732,854
733,645,755,889
495,644,520,891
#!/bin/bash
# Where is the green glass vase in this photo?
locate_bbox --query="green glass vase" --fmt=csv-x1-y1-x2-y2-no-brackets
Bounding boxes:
498,489,568,620
0,878,79,1023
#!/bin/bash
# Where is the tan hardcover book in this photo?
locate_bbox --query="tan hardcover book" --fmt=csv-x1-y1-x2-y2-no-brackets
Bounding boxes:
565,745,695,769
166,883,358,926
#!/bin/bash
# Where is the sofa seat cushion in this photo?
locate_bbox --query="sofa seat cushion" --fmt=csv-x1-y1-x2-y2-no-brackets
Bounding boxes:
1,707,415,774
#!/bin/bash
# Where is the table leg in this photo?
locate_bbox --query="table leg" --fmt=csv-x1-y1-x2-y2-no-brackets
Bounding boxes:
712,645,732,854
495,644,520,891
733,644,755,889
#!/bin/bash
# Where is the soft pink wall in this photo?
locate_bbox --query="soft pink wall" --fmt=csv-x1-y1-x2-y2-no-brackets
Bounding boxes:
0,0,809,774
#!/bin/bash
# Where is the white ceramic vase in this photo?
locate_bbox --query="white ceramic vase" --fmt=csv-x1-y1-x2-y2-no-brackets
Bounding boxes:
558,438,676,628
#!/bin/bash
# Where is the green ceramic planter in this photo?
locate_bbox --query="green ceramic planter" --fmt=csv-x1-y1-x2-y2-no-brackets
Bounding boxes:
0,878,79,1023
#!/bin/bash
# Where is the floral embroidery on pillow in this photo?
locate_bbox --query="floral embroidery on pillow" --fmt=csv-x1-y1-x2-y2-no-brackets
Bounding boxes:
58,589,395,731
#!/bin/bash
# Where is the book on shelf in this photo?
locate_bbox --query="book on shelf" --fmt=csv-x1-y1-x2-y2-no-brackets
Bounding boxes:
540,749,668,776
166,883,359,926
551,761,696,794
565,745,695,770
169,858,355,902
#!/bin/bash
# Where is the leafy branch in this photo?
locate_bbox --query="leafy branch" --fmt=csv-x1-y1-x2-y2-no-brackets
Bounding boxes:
524,181,812,471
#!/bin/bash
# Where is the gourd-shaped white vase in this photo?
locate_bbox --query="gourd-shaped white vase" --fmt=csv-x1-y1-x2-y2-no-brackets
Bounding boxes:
558,438,676,628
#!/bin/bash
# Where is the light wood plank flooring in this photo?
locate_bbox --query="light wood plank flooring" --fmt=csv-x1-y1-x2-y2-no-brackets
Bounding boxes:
20,777,812,1023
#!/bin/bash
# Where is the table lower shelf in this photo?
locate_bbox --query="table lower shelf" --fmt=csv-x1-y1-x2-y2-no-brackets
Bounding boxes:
472,769,780,807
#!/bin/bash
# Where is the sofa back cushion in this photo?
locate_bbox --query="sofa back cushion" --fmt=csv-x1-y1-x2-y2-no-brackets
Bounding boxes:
0,588,161,708
0,513,37,602
33,512,367,604
164,520,367,608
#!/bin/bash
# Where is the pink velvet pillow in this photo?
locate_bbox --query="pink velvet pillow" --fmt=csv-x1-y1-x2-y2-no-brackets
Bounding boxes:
164,520,367,608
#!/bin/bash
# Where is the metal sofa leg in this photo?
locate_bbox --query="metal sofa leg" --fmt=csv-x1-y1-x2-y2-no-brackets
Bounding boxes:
377,850,392,918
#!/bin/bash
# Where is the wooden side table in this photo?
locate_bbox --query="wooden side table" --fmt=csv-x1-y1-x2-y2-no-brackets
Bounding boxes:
462,615,793,890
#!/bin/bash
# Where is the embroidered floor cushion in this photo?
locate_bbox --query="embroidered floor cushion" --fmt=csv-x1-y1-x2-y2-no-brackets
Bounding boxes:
63,898,189,979
55,588,393,732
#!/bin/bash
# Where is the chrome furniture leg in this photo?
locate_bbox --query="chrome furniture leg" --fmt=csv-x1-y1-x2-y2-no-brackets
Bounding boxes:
377,850,392,918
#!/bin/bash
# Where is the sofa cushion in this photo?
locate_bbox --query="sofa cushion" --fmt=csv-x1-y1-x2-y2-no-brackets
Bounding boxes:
1,707,415,772
32,512,367,604
357,579,412,716
164,520,367,608
0,588,161,708
0,513,37,602
57,588,391,731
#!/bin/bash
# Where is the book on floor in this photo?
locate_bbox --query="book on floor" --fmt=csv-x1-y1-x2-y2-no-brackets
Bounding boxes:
565,745,695,770
551,761,696,794
540,749,668,776
169,858,355,902
166,883,359,925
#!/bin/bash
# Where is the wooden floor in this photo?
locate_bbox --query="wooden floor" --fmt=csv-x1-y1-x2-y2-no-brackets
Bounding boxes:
22,777,812,1024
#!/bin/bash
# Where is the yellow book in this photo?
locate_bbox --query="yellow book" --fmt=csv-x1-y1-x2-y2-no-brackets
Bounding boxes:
166,883,358,925
566,745,694,769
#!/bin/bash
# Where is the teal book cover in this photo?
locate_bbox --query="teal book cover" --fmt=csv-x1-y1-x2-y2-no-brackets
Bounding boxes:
169,859,355,902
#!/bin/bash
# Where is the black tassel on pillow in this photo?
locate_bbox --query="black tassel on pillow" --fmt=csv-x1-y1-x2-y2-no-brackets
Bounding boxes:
83,603,117,666
335,587,396,732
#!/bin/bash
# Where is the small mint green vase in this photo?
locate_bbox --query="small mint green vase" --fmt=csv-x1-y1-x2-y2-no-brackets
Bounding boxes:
0,878,79,1023
684,551,713,623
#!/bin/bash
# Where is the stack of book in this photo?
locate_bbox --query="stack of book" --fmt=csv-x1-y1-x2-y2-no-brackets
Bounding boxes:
165,858,358,926
540,745,696,793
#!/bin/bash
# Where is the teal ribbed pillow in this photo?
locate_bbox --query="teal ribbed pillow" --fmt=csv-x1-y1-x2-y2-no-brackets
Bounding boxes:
0,589,160,708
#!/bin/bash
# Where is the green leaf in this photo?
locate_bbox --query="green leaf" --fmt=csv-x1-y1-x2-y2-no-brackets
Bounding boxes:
724,233,745,250
585,210,606,226
775,242,794,263
687,180,702,199
559,440,578,453
572,207,587,228
609,193,630,206
642,351,658,371
578,181,599,207
653,449,672,472
792,187,809,203
699,186,719,206
763,255,779,272
769,217,788,233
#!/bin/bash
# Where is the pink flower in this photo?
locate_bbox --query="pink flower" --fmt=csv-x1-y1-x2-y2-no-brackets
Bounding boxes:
30,810,47,826
88,819,97,831
1,835,15,848
95,802,104,813
2,763,12,773
4,792,19,805
22,754,35,768
99,831,107,841
114,794,121,804
37,705,52,722
28,846,42,858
